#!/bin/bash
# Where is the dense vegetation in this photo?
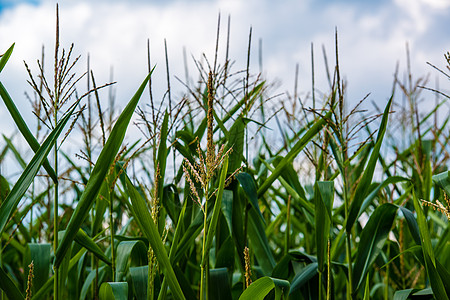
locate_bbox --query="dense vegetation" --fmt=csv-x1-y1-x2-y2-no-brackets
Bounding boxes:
1,10,450,300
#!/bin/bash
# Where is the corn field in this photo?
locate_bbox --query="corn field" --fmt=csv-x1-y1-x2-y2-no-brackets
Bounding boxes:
0,8,450,300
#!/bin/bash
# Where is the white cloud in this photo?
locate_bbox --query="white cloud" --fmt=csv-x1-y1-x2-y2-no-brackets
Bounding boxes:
0,0,448,146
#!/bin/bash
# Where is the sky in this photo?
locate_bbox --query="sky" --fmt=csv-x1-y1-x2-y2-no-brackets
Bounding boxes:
0,0,449,159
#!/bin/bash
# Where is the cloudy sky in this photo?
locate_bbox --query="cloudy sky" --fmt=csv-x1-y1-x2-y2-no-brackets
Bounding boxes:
0,0,449,142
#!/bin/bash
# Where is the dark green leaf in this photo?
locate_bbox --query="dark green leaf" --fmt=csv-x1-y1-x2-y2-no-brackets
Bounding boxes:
130,266,148,300
314,181,334,273
74,228,111,265
0,43,14,73
289,262,318,296
99,282,128,300
0,266,23,300
121,168,185,300
209,268,232,300
25,243,51,294
236,172,264,221
352,203,398,293
239,276,290,300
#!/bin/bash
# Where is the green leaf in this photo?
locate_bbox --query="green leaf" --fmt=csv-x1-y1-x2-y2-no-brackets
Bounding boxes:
436,259,450,297
80,265,108,300
57,231,71,299
99,282,128,300
221,190,233,234
248,207,276,275
203,156,228,266
33,248,88,300
236,172,264,222
209,268,232,300
399,206,421,246
0,82,57,182
157,111,169,205
314,181,334,273
289,262,318,296
0,43,14,73
0,102,76,236
358,176,409,222
0,174,10,201
413,190,449,299
120,168,186,300
25,243,51,294
424,252,449,300
0,266,23,300
3,134,26,169
115,240,147,281
225,116,246,173
346,96,392,232
260,158,314,216
74,228,111,265
257,111,330,197
393,289,414,300
363,274,370,300
173,208,204,263
55,73,151,267
130,266,148,300
413,190,435,262
352,203,398,293
239,276,290,300
433,170,450,196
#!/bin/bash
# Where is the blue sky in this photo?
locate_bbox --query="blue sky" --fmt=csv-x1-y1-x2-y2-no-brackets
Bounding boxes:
0,0,449,143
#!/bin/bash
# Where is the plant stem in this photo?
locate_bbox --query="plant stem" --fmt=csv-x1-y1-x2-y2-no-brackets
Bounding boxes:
148,249,154,300
200,195,208,300
327,239,331,300
53,146,59,299
109,186,116,282
319,271,323,300
343,179,353,299
284,195,291,256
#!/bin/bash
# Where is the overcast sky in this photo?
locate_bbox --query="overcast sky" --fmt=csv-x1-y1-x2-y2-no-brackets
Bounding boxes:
0,0,449,145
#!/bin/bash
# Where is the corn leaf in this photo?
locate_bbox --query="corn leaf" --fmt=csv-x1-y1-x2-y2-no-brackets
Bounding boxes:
0,43,14,73
74,228,111,265
352,203,398,293
99,282,128,300
25,243,51,295
248,207,276,275
0,102,76,235
130,266,148,300
239,276,290,300
121,169,186,300
289,262,318,296
115,240,147,281
209,268,232,300
413,190,449,299
0,266,23,300
314,181,334,273
55,73,151,267
236,172,264,222
203,156,228,265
